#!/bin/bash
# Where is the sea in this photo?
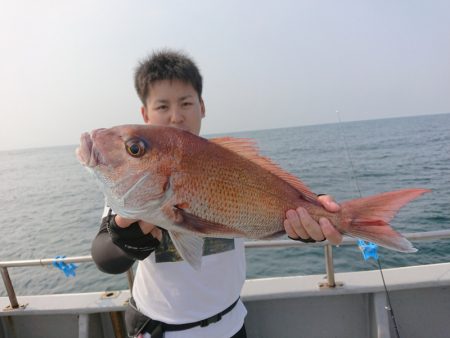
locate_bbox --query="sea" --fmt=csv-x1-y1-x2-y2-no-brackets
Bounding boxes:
1,113,449,297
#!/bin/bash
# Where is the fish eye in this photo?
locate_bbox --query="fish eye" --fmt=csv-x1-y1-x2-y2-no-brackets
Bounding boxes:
125,139,146,158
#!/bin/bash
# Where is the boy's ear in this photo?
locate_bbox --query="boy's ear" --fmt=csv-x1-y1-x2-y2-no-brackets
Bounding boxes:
141,106,150,123
200,98,206,118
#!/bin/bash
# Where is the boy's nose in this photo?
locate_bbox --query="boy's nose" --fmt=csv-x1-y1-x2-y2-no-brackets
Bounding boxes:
170,110,184,123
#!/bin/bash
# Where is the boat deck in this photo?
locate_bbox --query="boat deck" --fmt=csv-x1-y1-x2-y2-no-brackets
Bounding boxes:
2,262,450,338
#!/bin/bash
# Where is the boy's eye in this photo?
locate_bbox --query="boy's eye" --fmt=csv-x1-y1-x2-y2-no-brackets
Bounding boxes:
182,102,192,107
157,105,167,110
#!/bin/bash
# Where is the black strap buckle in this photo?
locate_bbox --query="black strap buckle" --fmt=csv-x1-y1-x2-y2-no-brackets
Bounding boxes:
200,313,222,327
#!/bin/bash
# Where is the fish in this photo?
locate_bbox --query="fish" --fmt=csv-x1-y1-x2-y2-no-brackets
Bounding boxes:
76,124,430,269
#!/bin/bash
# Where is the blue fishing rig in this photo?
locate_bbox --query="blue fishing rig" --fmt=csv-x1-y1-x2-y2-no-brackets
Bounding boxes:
357,240,379,261
52,255,78,277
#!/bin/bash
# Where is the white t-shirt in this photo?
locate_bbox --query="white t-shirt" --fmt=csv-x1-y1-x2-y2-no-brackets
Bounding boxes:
104,207,247,337
134,238,247,338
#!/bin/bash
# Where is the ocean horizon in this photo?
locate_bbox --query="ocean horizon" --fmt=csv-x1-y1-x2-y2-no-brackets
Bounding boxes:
1,112,448,153
1,113,449,296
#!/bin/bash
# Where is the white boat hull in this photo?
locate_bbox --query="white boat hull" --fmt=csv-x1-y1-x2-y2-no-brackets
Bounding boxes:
1,262,449,338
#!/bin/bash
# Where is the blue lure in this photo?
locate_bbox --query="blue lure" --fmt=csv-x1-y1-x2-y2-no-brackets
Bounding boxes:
358,240,379,261
52,255,78,277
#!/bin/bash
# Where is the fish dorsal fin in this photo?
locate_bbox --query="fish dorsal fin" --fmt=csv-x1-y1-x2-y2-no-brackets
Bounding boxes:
209,137,319,204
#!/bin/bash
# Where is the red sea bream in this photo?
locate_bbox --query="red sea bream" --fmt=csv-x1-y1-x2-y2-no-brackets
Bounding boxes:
76,125,429,269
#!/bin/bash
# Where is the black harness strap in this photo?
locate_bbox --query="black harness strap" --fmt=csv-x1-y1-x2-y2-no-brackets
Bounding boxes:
140,297,240,338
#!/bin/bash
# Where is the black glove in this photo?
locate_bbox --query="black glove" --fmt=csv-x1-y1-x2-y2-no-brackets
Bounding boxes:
105,209,161,260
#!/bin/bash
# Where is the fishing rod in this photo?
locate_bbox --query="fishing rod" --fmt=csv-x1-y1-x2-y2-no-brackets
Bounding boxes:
336,110,401,338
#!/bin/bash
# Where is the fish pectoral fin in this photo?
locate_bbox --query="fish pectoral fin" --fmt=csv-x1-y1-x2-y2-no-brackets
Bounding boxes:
174,206,246,237
162,199,243,236
168,231,204,270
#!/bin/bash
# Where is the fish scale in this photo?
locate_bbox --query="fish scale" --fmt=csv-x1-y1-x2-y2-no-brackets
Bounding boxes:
172,158,295,238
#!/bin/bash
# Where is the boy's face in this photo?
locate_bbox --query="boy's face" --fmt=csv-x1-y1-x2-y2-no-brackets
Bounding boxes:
141,79,205,136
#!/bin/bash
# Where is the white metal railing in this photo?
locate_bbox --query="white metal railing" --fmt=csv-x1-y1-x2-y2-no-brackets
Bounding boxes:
1,230,450,310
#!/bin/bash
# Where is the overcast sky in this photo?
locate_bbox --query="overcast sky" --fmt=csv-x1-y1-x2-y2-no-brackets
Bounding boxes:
1,0,449,151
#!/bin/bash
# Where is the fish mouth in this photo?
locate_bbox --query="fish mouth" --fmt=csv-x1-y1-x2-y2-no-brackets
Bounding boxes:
76,132,103,167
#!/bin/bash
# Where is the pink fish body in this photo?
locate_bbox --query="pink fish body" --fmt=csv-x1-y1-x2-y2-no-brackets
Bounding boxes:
77,125,429,268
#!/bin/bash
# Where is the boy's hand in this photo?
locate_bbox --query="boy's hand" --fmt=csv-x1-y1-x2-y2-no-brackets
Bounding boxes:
284,195,343,245
115,215,163,241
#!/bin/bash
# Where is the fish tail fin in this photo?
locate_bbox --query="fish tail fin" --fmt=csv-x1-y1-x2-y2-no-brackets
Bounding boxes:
340,189,430,252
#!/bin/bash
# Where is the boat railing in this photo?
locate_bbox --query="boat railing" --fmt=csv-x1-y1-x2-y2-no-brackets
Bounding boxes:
1,229,450,311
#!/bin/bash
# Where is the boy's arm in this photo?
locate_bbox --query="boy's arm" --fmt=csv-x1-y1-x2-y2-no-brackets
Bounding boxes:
91,209,161,274
91,214,136,274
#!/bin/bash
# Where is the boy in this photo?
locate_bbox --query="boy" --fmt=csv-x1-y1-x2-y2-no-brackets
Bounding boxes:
91,49,342,338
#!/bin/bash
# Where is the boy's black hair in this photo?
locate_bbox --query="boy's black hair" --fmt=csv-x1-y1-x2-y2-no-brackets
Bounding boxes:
134,49,203,105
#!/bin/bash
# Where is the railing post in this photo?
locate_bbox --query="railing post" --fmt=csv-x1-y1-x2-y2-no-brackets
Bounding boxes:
126,268,134,296
1,267,19,309
325,245,336,287
319,244,342,288
110,311,126,338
